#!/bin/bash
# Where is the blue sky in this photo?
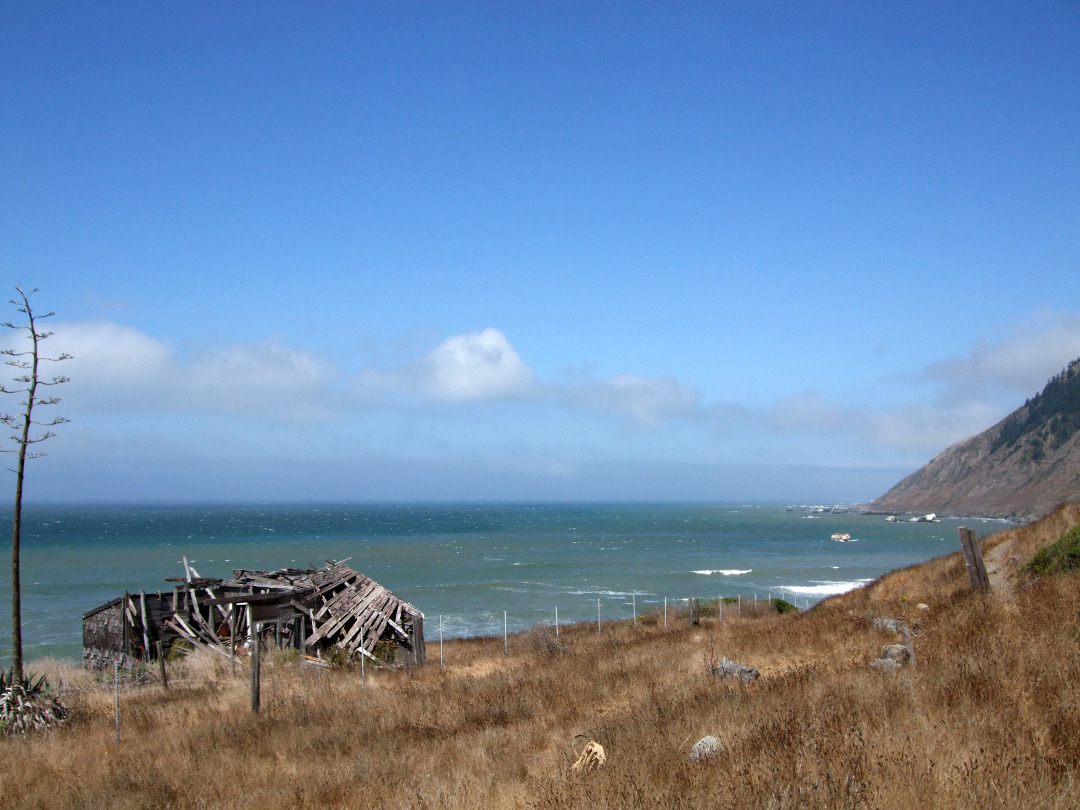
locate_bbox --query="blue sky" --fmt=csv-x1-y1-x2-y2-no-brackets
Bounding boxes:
2,2,1078,504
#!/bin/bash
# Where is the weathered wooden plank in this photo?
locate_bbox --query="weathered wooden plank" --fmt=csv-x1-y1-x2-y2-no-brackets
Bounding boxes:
139,590,151,654
187,591,221,640
309,569,361,601
384,615,410,641
308,583,388,648
170,613,205,644
339,603,404,651
165,619,233,660
203,587,230,621
330,585,388,636
249,604,260,714
958,527,990,590
337,612,373,651
310,582,384,640
312,577,376,623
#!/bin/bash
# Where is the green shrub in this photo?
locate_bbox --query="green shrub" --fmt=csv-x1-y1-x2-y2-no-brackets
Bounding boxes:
324,645,353,669
167,640,194,661
270,646,301,666
1027,522,1080,575
372,639,397,663
770,598,798,614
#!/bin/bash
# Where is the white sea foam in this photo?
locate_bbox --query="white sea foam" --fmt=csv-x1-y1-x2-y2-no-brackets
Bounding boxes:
692,569,752,576
780,580,871,596
566,588,641,598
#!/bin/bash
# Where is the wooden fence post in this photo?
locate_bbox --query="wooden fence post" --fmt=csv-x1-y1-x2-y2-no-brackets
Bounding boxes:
139,590,151,661
958,527,990,590
155,641,168,689
248,604,260,714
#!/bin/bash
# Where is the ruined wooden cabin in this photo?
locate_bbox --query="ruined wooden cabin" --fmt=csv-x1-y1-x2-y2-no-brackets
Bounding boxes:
82,560,425,668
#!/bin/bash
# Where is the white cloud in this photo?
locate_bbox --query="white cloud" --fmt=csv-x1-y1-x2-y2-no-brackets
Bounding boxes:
40,322,339,421
922,310,1080,401
768,392,848,433
759,311,1080,457
862,401,1004,453
21,310,1076,474
420,328,536,401
766,391,1003,455
184,339,339,418
38,321,171,385
564,373,702,424
357,328,537,403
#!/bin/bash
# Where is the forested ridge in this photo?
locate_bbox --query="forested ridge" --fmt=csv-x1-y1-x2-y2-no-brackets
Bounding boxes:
992,357,1080,461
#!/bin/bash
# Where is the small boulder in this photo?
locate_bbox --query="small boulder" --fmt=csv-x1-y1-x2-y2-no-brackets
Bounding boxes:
880,644,911,665
916,603,930,611
711,657,760,684
689,735,721,762
872,617,901,633
870,658,900,673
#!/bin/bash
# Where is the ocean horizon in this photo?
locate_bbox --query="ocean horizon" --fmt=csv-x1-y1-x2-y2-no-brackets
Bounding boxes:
0,502,1008,664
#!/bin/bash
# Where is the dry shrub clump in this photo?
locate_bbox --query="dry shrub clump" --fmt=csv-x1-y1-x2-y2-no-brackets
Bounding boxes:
3,504,1080,809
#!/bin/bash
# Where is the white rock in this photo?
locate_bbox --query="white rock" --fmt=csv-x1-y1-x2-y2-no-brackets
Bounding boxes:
689,735,721,761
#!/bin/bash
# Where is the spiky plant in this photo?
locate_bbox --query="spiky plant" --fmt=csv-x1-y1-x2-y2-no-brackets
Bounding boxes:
0,667,67,736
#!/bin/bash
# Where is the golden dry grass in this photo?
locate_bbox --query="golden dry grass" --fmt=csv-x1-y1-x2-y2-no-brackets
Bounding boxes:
4,504,1080,809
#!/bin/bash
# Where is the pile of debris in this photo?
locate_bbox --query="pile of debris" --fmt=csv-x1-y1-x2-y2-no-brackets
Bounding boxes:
82,559,424,668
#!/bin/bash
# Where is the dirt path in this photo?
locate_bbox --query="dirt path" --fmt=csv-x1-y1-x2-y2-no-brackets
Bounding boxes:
983,535,1018,593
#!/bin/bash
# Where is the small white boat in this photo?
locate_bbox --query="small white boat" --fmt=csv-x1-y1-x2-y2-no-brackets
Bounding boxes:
831,532,852,542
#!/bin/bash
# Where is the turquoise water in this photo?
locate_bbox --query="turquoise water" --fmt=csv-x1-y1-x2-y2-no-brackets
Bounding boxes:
0,503,1005,663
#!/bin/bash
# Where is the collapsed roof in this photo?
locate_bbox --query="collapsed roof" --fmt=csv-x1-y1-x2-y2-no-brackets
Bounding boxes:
82,559,425,668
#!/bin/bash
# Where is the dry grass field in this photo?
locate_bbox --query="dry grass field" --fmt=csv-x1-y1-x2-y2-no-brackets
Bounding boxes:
4,503,1080,809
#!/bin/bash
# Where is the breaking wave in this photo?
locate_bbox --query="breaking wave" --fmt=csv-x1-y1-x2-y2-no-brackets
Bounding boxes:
692,569,752,576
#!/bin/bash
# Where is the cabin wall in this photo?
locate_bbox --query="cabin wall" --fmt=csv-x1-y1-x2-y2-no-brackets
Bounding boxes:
82,591,184,667
393,613,425,666
82,602,124,669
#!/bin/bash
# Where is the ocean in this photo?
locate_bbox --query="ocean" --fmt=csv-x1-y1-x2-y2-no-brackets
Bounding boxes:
0,503,1006,663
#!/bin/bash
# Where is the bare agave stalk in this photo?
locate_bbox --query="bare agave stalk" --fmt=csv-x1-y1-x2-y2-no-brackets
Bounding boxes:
1,286,70,684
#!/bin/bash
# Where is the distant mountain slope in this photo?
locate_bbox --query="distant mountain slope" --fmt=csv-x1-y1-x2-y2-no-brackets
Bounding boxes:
869,357,1080,520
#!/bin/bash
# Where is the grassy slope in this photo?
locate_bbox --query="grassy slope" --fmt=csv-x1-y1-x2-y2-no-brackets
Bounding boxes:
4,503,1080,809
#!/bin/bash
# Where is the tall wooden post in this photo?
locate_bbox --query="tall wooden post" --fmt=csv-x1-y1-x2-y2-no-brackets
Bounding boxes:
122,591,129,663
155,640,168,689
139,590,151,660
958,527,990,590
247,604,260,714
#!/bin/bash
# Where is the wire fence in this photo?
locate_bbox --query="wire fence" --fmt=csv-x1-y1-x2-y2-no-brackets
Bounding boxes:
432,590,819,662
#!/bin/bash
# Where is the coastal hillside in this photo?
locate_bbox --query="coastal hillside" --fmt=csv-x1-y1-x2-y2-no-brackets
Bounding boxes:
4,504,1080,809
870,357,1080,519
